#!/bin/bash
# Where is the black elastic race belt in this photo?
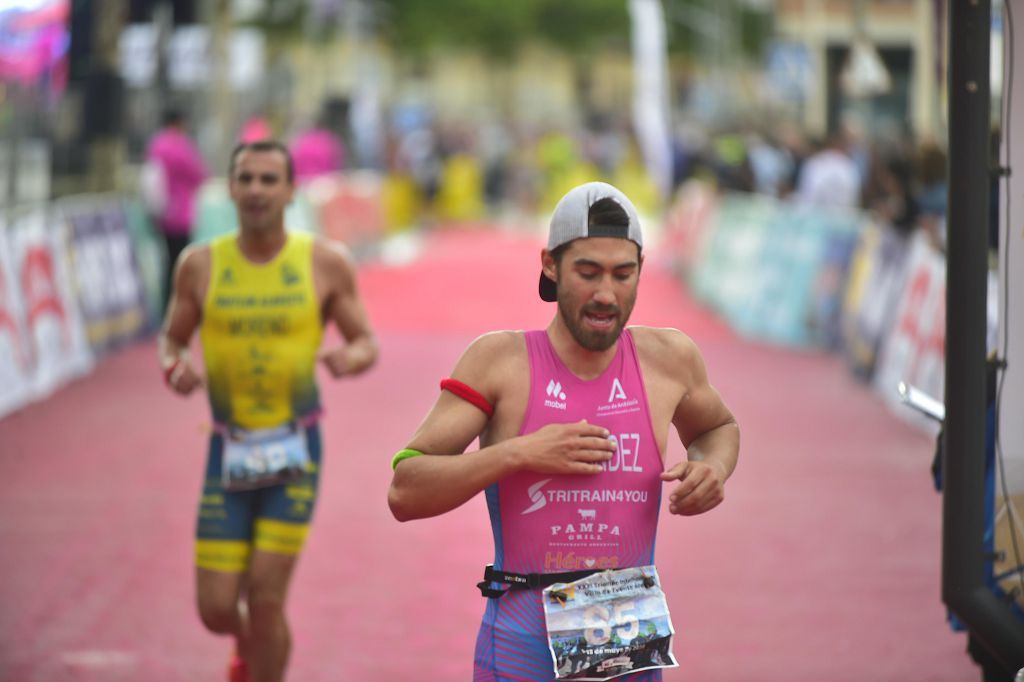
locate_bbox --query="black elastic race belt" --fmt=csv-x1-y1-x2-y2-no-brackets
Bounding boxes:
477,564,599,599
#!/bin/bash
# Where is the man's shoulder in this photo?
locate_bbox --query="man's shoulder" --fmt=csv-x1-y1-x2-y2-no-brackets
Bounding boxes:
463,330,526,361
173,242,212,300
179,241,212,268
310,234,354,266
455,331,526,375
628,325,698,362
452,331,528,401
308,234,357,283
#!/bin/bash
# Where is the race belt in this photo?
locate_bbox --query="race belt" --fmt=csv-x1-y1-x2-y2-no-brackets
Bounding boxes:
221,422,310,491
477,564,600,599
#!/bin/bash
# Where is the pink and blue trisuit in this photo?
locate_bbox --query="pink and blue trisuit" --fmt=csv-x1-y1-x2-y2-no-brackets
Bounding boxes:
474,329,666,681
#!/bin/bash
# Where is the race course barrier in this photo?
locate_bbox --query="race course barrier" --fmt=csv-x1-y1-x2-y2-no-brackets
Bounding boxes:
664,185,997,434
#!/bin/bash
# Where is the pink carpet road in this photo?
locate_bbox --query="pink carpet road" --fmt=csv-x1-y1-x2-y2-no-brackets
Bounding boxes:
0,225,975,681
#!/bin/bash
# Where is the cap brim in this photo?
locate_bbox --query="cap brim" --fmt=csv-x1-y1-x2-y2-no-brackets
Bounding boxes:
538,272,557,302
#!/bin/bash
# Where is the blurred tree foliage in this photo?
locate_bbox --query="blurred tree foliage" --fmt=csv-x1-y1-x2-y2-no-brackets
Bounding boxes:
376,0,769,61
242,0,770,63
376,0,631,60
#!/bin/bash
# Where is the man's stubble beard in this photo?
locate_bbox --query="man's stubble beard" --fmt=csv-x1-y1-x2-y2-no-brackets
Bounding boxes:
556,288,637,352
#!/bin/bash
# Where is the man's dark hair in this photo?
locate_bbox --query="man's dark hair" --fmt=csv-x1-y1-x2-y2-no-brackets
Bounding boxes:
550,241,570,266
550,197,639,266
588,197,629,231
228,140,295,183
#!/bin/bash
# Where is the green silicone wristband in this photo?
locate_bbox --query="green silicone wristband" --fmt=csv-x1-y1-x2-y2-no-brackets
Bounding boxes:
391,448,424,471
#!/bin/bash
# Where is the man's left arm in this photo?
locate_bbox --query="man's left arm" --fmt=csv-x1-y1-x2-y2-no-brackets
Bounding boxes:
315,240,379,378
660,333,740,516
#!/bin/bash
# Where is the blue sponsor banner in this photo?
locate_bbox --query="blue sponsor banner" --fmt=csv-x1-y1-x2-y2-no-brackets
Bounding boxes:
60,197,149,355
689,194,774,321
687,194,864,349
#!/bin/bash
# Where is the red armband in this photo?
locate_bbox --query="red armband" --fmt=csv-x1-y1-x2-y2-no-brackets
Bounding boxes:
440,378,494,418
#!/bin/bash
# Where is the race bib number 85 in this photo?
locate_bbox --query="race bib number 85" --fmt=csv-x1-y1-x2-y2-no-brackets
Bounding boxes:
542,566,678,681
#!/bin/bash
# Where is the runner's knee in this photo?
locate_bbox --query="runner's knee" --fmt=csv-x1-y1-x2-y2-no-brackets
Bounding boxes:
197,597,239,635
247,586,286,619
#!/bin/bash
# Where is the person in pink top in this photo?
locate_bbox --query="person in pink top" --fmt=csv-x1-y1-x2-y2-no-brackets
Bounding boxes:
145,108,208,310
388,181,740,681
289,113,345,185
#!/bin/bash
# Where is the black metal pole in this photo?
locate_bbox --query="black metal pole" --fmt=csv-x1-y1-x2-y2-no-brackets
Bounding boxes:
943,0,1024,670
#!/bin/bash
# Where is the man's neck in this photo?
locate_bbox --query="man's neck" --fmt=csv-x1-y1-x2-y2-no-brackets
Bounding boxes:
545,319,620,381
237,225,287,263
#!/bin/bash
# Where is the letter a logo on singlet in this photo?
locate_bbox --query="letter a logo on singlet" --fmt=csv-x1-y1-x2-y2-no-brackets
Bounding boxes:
608,377,627,402
523,478,551,514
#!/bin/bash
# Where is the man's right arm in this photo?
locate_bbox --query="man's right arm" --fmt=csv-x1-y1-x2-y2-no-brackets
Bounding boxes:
387,333,615,522
158,246,207,395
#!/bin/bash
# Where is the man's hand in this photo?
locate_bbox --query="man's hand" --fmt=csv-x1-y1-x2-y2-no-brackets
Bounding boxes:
166,360,203,396
661,460,725,515
318,347,348,378
515,420,616,475
318,339,377,379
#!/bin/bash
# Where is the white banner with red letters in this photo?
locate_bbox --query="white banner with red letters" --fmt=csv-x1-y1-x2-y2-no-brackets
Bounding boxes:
0,220,33,418
871,231,946,433
0,206,94,417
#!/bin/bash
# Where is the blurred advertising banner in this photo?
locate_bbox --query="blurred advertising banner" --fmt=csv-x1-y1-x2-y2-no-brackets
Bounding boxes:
0,222,33,417
684,193,862,349
840,223,912,380
870,231,945,434
658,181,718,276
731,206,861,348
0,206,94,418
58,197,149,355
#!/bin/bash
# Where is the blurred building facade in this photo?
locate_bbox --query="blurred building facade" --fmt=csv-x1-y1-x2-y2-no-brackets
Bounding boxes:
772,0,944,143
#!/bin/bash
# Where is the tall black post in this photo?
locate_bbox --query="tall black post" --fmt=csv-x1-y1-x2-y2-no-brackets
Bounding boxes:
943,0,1024,670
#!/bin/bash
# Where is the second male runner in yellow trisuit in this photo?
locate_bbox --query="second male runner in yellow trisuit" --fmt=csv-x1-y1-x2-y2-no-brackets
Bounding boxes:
159,140,378,682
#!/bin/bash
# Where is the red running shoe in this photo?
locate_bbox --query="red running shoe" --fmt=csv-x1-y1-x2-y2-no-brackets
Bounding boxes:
227,653,250,682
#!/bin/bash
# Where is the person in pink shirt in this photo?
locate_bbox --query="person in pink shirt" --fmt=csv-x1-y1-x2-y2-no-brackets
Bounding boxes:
145,108,208,309
289,113,345,185
388,181,741,681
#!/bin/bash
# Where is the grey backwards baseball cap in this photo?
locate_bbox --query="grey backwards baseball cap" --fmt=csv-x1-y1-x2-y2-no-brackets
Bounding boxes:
539,181,643,302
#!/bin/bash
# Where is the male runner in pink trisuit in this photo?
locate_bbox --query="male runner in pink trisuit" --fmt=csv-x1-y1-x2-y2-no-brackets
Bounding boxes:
389,182,740,681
